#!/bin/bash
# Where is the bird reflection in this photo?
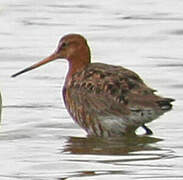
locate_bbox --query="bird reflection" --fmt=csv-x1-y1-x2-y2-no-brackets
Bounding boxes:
63,135,162,155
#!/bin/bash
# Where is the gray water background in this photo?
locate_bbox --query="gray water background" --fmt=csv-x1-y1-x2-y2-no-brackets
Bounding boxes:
0,0,183,179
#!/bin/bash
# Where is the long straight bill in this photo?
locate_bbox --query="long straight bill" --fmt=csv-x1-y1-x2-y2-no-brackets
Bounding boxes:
11,53,59,77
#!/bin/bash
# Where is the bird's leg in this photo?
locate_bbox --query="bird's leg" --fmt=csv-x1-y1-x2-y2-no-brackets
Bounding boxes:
142,124,153,135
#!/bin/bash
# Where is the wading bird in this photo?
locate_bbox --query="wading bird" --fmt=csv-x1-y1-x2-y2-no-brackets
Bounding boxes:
12,34,174,137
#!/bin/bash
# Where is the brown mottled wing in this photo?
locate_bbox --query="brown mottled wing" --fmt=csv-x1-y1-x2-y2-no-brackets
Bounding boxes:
68,86,130,117
68,63,159,117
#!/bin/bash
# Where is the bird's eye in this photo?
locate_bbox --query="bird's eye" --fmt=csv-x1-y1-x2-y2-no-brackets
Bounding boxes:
62,42,67,48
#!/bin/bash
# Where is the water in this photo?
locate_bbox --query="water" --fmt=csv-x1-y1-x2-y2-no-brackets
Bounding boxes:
0,0,183,179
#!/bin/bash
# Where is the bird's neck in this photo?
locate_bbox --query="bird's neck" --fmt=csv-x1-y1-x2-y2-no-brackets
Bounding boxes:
65,59,90,86
65,45,91,86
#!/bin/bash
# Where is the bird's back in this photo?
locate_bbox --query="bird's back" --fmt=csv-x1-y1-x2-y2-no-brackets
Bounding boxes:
63,63,174,136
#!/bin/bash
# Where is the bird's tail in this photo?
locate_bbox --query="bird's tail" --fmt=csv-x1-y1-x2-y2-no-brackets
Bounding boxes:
156,98,175,111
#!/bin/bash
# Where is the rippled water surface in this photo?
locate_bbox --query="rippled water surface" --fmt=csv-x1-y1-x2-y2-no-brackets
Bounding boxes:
0,0,183,179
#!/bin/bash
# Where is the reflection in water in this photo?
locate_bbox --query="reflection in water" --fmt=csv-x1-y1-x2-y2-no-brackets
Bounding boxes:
61,136,176,179
64,135,162,155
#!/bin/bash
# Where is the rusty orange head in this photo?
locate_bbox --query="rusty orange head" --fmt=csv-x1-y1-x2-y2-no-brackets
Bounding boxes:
11,34,91,77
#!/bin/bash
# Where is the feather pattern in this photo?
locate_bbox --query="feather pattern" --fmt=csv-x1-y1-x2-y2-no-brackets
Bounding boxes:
63,63,174,136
